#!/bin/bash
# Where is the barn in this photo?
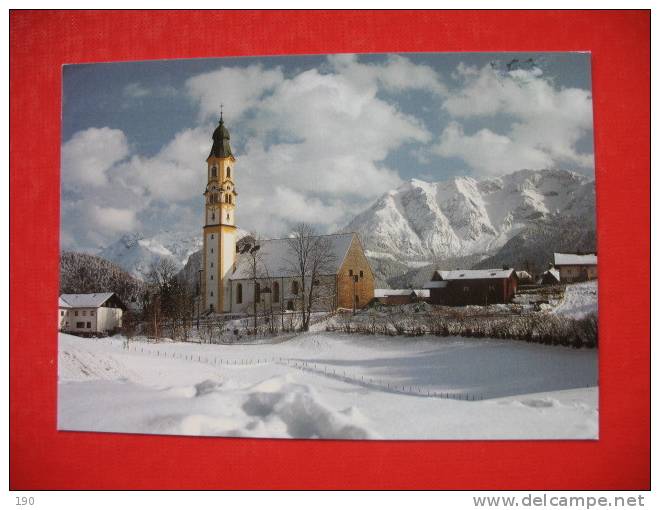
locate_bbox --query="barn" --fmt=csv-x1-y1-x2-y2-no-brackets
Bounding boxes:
59,292,126,335
424,269,518,306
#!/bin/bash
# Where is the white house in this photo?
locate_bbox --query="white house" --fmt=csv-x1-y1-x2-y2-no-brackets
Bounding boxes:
553,252,598,282
59,292,126,335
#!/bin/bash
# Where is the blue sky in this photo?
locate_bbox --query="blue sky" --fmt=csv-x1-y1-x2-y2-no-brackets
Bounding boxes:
61,52,594,252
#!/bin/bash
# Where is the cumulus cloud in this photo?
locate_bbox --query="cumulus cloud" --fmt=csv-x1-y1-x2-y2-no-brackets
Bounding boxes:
438,64,594,174
186,64,285,121
61,127,129,189
123,82,150,98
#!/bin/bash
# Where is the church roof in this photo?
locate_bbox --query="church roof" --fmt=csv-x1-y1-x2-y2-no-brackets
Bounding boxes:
208,117,233,159
230,233,355,280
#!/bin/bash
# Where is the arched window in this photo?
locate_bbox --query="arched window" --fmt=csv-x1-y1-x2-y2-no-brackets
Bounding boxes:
254,282,261,301
236,283,243,304
211,166,217,178
291,280,299,295
273,281,280,303
227,167,231,179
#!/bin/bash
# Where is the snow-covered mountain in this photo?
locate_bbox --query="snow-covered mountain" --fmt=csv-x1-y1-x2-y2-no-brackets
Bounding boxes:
343,169,596,267
99,230,203,281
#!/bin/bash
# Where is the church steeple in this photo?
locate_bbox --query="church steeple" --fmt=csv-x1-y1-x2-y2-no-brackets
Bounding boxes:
208,110,233,159
202,108,238,314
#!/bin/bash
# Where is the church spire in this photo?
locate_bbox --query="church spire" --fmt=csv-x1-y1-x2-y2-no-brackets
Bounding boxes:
208,108,233,159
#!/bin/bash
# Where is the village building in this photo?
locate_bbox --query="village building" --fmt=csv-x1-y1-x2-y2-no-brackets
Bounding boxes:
540,268,561,285
424,269,518,306
374,289,429,305
201,114,374,314
515,270,534,284
59,292,126,334
553,252,597,282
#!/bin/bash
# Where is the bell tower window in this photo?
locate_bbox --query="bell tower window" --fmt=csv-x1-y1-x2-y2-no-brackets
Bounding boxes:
227,167,231,179
211,166,217,178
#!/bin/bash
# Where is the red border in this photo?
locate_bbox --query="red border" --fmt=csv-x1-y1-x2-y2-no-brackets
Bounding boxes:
10,10,650,489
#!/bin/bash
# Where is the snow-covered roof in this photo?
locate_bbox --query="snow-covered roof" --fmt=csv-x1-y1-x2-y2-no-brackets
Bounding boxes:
59,292,116,308
58,297,71,308
424,281,449,289
433,268,516,281
516,270,532,279
554,253,597,266
230,233,355,280
375,289,430,297
542,268,561,281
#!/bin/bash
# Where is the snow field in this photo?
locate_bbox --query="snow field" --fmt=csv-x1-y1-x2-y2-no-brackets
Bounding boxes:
59,332,598,439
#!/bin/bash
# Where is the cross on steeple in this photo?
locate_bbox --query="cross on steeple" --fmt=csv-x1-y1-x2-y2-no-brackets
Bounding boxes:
220,103,223,121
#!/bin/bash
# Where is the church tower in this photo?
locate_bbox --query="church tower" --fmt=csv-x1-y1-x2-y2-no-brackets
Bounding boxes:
202,112,237,313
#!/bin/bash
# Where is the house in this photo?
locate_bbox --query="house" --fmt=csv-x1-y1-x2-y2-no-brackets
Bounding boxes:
553,252,597,282
424,269,518,306
540,268,561,285
374,289,430,305
227,233,375,314
200,116,375,314
59,292,126,335
515,270,534,284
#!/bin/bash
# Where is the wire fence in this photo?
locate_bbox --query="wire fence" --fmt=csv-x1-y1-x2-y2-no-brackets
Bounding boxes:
125,342,490,402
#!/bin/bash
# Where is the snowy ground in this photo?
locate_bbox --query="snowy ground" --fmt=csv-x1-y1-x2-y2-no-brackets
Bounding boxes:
58,330,598,439
554,280,598,319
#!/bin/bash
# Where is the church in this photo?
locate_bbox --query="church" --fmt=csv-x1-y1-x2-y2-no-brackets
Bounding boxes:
201,114,375,315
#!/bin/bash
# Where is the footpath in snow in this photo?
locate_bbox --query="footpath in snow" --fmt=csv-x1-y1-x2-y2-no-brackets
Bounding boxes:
58,331,598,440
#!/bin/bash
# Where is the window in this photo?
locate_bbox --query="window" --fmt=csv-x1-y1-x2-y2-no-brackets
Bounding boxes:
210,275,213,280
210,248,213,253
76,322,84,328
60,311,64,316
210,291,213,297
287,300,294,311
355,295,360,305
273,281,279,303
86,322,91,329
227,167,231,178
349,269,353,276
255,282,261,301
211,166,217,178
75,311,79,316
236,283,243,304
90,311,95,316
359,270,364,278
210,262,213,267
82,310,87,316
488,285,495,292
291,280,299,295
463,286,470,293
211,234,214,239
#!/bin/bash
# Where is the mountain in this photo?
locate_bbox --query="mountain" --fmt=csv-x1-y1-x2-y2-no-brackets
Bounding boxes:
99,230,203,281
345,168,595,264
342,169,596,285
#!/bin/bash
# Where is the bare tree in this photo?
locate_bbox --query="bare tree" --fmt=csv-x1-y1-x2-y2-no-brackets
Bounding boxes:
284,223,337,331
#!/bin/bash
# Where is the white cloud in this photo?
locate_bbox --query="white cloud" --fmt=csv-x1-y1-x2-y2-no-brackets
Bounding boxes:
185,65,284,121
61,127,129,189
436,122,553,175
123,82,150,98
91,205,139,233
328,54,447,96
439,64,594,174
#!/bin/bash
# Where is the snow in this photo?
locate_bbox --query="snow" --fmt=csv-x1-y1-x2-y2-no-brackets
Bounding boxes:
554,252,597,266
59,330,598,439
435,268,515,280
554,280,598,318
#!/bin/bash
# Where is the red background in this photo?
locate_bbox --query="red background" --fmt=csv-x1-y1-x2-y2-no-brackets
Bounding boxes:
9,10,650,489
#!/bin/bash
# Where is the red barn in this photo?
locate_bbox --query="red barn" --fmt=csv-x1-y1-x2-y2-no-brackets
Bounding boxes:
424,269,518,306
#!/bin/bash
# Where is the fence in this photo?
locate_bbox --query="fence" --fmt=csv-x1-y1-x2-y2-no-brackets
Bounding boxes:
125,341,491,402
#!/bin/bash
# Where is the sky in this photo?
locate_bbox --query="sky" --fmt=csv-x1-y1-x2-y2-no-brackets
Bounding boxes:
60,52,594,253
